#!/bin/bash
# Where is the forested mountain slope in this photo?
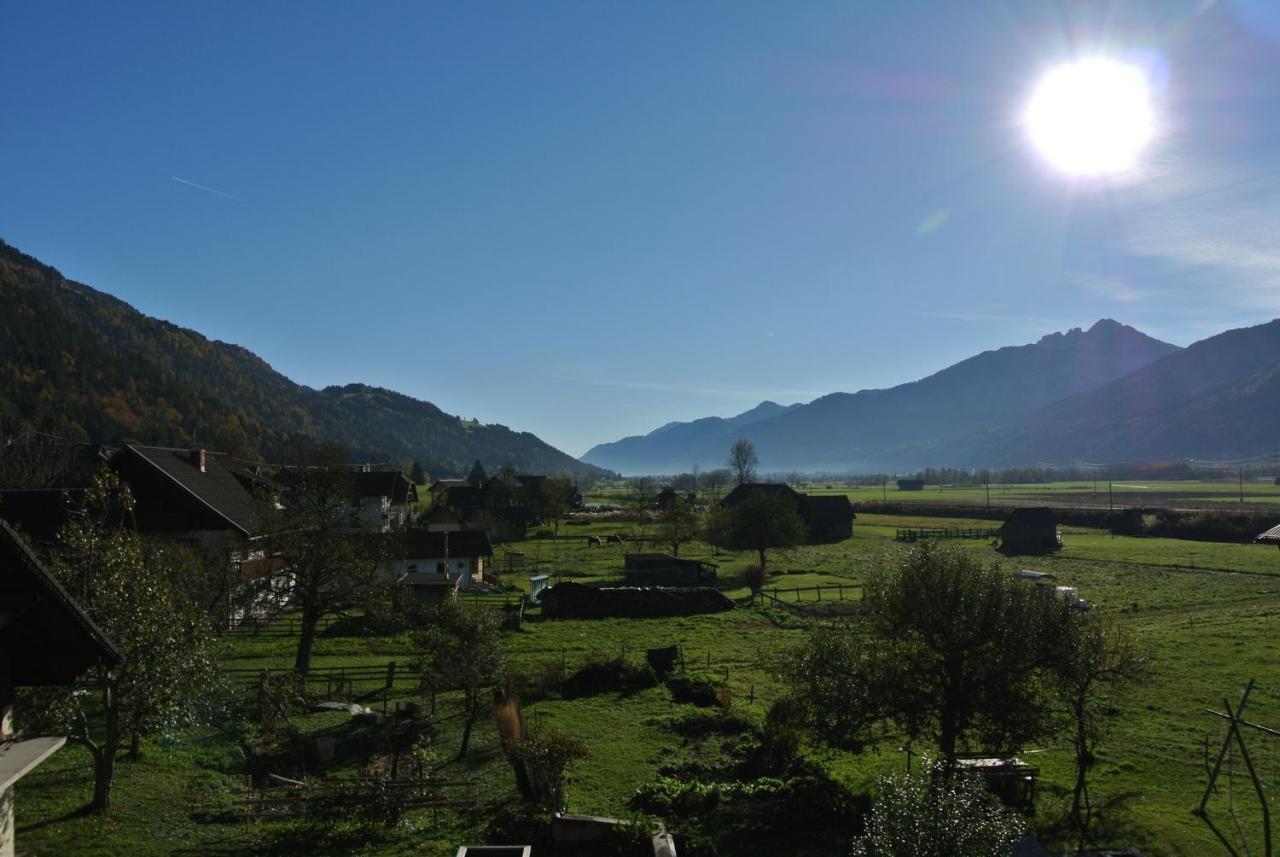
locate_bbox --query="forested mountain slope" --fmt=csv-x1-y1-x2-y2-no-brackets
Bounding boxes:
0,239,606,478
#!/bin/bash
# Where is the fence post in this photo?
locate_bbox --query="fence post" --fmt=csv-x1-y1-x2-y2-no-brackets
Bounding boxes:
384,662,396,714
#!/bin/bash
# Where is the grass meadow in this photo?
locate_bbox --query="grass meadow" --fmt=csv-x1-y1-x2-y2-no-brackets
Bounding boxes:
13,507,1280,856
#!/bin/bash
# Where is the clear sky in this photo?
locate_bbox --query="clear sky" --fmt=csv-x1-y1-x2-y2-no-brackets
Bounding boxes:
4,1,1280,456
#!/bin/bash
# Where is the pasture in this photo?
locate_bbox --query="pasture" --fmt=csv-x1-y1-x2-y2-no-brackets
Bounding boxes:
14,513,1280,857
589,477,1280,510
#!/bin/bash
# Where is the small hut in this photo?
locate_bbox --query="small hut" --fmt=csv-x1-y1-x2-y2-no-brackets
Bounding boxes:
997,507,1061,555
897,478,925,491
1255,523,1280,548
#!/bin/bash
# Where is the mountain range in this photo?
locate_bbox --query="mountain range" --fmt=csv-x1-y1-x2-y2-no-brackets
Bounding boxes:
0,239,607,479
583,318,1280,474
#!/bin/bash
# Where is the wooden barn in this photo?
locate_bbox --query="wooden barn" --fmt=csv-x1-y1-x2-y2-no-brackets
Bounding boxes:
997,507,1062,555
623,553,717,586
721,483,855,543
897,478,925,491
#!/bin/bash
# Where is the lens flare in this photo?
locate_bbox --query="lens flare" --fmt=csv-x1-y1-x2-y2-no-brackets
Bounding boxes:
1024,58,1155,176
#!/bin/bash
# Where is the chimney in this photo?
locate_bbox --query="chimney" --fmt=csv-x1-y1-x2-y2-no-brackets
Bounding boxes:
190,446,207,473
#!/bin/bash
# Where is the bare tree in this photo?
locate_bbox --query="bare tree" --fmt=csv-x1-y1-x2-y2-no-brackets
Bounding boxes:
701,468,730,504
727,438,758,486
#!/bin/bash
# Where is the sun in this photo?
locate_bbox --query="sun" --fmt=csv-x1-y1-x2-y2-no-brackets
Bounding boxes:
1024,58,1155,176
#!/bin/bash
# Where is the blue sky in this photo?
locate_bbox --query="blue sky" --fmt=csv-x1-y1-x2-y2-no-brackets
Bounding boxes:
4,1,1280,457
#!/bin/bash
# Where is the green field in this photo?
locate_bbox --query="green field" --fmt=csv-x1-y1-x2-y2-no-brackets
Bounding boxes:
14,515,1280,856
589,478,1280,510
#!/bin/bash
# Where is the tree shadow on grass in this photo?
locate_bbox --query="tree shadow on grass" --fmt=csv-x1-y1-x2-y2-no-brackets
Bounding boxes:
1033,786,1147,853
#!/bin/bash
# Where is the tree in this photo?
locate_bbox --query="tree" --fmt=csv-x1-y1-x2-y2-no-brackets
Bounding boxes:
727,438,758,485
716,490,806,570
25,470,220,812
701,468,730,503
655,495,700,556
528,478,572,531
467,459,488,487
850,756,1024,857
410,460,428,485
1054,616,1149,847
861,543,1075,763
769,622,880,752
259,457,391,674
417,602,506,758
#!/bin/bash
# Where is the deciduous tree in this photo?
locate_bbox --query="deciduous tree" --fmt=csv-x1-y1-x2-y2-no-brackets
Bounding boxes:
24,470,220,812
1055,615,1149,846
655,495,700,556
716,490,806,570
416,602,506,758
727,438,758,486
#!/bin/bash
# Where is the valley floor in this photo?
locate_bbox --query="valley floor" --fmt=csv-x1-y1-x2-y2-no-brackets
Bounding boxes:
14,512,1280,856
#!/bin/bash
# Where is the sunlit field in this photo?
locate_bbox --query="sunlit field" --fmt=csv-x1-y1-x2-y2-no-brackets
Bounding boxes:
590,479,1280,510
15,509,1280,857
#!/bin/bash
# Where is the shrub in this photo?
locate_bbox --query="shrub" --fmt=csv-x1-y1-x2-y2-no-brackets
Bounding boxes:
560,657,658,698
850,757,1024,857
666,670,730,708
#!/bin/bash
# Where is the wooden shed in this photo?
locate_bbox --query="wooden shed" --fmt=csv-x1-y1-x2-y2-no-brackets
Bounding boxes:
997,507,1062,555
623,553,717,586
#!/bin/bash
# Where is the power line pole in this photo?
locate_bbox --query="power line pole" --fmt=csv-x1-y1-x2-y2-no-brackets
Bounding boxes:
1239,467,1244,504
1109,481,1114,513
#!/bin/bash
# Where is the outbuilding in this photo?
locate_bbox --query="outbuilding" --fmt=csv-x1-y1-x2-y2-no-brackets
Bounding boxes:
1,519,120,857
997,507,1062,555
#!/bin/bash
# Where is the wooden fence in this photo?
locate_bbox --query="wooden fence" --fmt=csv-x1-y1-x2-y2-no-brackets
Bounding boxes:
895,527,998,542
756,583,862,617
239,775,475,820
225,661,406,709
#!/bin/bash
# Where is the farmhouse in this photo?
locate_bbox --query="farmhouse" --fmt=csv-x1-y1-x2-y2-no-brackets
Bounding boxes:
997,507,1062,555
110,444,273,545
384,529,494,590
353,470,418,531
0,519,120,857
623,553,717,586
721,483,855,543
539,581,734,619
897,478,925,491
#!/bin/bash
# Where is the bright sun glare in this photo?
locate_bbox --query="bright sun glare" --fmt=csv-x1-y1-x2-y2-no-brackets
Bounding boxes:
1025,58,1154,176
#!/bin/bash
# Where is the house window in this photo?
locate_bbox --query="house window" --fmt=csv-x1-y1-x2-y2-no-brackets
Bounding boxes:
406,564,418,573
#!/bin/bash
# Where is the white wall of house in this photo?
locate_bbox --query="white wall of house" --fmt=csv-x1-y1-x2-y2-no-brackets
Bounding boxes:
381,556,485,588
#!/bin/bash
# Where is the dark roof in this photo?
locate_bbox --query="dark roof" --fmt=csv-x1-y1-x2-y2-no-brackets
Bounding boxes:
1256,523,1280,544
721,483,801,507
1001,507,1057,529
0,488,88,542
354,471,417,505
0,518,120,685
114,445,269,536
430,479,468,491
799,494,856,519
400,529,493,559
624,552,712,569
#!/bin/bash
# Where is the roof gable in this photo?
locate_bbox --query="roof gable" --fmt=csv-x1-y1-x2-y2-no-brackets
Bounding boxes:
0,518,120,685
114,445,267,536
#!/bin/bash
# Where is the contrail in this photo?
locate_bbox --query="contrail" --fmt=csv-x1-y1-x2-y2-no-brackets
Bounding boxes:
170,175,239,200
